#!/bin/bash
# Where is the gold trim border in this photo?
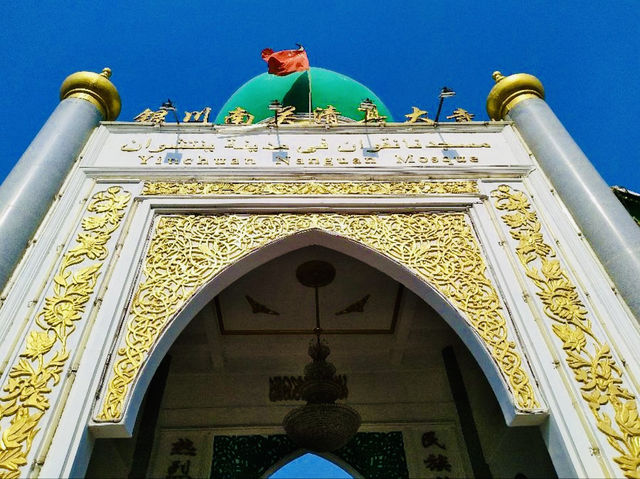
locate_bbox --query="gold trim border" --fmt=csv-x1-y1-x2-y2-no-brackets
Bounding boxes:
492,184,640,478
141,180,479,196
97,212,539,422
0,186,130,478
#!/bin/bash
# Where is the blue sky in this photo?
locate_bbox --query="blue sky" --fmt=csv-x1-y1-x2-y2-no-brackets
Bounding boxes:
2,2,639,191
270,453,352,478
2,2,639,192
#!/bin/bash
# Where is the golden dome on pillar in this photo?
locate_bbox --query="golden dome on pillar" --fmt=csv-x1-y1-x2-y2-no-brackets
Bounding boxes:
59,67,121,121
486,71,545,120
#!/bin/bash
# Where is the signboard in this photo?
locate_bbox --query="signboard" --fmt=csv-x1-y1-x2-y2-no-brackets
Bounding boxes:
86,129,529,171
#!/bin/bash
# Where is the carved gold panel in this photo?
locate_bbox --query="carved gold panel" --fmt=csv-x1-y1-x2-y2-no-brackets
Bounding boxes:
141,180,479,196
0,186,130,478
492,185,640,478
97,212,539,422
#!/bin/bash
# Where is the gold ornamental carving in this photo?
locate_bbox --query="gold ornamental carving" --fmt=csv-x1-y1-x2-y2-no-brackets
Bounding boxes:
98,212,539,422
0,186,130,478
492,184,640,478
141,180,479,196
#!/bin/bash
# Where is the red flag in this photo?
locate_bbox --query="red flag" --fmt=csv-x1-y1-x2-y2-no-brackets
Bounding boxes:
261,46,310,76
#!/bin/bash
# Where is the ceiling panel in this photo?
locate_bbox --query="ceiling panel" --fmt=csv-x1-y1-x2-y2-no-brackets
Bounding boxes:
215,246,403,335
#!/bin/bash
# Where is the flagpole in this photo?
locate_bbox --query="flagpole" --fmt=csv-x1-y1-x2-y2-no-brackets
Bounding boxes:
307,68,313,121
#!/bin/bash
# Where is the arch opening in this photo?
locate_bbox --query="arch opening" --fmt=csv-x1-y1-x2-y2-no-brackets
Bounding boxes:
103,224,541,435
87,242,556,478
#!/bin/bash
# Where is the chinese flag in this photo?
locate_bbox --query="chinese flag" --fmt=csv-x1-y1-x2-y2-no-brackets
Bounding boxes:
261,46,310,76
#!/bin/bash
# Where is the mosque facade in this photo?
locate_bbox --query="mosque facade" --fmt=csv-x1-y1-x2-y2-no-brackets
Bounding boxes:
0,63,639,478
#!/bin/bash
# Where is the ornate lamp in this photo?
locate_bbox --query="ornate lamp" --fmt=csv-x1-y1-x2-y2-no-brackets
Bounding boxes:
282,260,361,452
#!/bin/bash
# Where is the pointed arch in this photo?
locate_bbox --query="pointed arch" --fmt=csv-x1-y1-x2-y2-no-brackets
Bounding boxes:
265,451,359,479
93,212,544,432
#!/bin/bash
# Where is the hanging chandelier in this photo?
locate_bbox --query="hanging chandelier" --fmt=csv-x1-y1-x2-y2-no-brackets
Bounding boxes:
282,260,361,452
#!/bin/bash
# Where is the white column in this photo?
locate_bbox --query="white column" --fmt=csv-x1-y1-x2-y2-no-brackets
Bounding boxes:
0,68,120,291
487,71,640,321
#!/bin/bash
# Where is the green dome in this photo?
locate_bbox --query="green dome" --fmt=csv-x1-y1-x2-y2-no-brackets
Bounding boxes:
215,67,393,123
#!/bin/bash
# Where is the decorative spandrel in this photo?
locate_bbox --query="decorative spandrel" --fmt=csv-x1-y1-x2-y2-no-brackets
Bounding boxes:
97,212,538,422
492,185,640,479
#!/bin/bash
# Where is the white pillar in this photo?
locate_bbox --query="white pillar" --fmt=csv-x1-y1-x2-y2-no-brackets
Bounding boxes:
0,68,121,291
487,71,640,321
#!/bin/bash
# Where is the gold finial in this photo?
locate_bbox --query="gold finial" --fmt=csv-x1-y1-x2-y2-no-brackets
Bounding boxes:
486,71,544,120
59,67,121,120
492,71,505,83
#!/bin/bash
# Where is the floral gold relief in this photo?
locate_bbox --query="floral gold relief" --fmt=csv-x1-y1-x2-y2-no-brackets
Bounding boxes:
141,180,479,196
0,186,130,478
98,212,538,422
492,184,640,478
